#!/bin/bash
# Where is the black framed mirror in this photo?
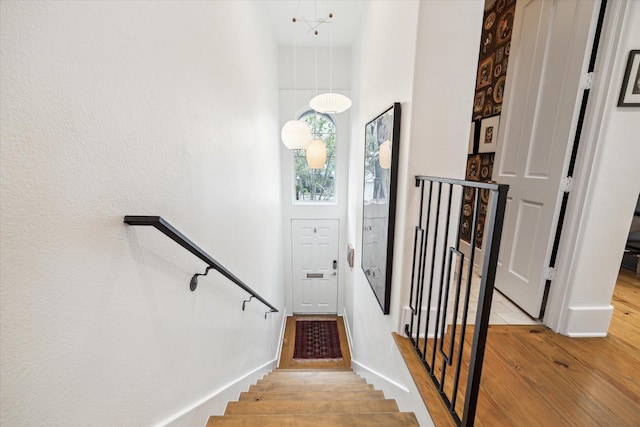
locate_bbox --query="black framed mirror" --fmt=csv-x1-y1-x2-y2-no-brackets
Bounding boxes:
361,103,401,314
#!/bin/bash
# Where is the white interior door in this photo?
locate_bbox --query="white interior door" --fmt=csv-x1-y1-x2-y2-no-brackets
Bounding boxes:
292,219,339,314
494,0,598,318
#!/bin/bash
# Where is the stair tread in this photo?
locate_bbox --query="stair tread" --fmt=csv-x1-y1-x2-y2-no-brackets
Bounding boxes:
224,399,399,415
249,383,374,393
264,372,362,379
207,412,419,426
238,390,386,401
257,377,366,385
274,368,352,372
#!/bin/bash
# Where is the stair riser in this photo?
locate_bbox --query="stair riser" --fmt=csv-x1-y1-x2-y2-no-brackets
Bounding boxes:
224,399,399,415
238,391,386,401
268,371,361,377
207,413,420,426
256,378,366,385
248,384,374,393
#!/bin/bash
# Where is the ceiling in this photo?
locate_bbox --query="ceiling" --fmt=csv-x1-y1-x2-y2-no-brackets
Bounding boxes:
264,1,366,48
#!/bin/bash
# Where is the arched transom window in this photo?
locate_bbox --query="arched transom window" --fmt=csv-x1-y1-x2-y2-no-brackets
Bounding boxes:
293,111,336,202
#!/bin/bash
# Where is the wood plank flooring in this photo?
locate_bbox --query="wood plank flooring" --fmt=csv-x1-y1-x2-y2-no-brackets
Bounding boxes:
278,315,351,369
396,268,640,426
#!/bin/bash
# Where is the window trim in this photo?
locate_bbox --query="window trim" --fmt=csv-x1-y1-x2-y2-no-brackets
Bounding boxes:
292,110,338,205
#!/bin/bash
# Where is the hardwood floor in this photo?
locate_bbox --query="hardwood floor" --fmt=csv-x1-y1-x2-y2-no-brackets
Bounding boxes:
278,315,352,369
396,268,640,426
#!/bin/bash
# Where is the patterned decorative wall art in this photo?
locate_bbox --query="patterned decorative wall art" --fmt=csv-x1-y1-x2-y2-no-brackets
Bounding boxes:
463,0,516,248
472,0,515,122
461,153,495,245
479,115,500,153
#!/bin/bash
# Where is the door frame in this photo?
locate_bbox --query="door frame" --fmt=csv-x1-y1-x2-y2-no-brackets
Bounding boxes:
290,218,341,314
543,0,634,335
492,0,602,319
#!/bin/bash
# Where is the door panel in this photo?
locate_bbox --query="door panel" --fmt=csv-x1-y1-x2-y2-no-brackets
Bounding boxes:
494,0,597,317
292,219,339,313
509,200,542,281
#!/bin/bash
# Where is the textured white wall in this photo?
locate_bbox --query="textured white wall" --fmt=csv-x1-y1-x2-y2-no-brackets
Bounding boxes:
0,2,283,426
346,0,419,380
279,47,352,91
345,0,483,424
347,0,483,365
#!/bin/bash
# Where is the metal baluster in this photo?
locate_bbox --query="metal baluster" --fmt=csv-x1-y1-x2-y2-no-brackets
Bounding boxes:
415,181,433,360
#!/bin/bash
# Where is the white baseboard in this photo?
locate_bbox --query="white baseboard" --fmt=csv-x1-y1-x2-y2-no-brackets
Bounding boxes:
339,308,434,426
275,307,288,366
158,358,276,427
563,305,613,337
351,359,434,427
351,359,410,393
159,311,287,427
566,332,608,338
400,306,445,338
341,307,354,356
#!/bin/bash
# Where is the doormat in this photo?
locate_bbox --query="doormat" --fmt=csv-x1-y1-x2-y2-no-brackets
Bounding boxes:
293,320,343,359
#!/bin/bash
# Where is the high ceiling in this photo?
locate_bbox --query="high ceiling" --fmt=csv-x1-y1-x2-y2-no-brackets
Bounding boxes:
264,0,366,48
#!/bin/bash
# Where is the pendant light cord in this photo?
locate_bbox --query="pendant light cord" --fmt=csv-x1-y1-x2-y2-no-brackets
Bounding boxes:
314,44,319,136
293,30,297,119
329,20,333,94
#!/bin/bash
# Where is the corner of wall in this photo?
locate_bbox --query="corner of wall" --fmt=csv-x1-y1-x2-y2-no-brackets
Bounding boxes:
562,305,613,337
351,347,434,427
161,359,277,427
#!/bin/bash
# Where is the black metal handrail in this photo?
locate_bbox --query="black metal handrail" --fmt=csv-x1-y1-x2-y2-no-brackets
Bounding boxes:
405,176,508,426
124,216,278,315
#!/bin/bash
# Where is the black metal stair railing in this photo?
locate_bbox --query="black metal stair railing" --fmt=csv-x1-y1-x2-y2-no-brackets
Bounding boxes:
405,176,508,426
124,216,278,316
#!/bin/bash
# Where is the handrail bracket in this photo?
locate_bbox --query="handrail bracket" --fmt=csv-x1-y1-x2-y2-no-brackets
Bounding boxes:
124,215,279,314
190,266,213,292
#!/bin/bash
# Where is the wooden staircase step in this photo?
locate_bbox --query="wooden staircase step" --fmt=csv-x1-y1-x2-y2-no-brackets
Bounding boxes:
206,412,420,426
238,390,386,401
248,383,374,393
264,372,363,381
273,368,352,372
224,399,399,415
266,369,360,378
213,366,418,426
256,376,366,385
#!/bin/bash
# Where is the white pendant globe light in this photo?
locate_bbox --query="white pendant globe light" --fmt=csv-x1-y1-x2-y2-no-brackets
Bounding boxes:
379,139,392,169
306,139,327,169
310,18,352,114
281,120,311,149
281,22,311,150
310,93,352,114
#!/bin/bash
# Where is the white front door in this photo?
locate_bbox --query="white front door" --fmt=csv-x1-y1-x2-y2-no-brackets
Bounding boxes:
494,0,598,318
292,219,339,314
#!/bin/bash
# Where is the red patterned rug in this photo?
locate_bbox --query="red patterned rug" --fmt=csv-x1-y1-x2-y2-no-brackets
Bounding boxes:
293,320,343,359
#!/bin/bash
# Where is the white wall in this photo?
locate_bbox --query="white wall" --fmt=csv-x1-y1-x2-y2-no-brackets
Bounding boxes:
278,46,351,313
346,0,418,385
548,0,640,336
345,1,483,424
0,2,284,426
280,47,351,91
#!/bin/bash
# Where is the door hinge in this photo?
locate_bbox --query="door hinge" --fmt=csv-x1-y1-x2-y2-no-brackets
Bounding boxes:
560,176,573,193
581,72,594,90
543,266,555,281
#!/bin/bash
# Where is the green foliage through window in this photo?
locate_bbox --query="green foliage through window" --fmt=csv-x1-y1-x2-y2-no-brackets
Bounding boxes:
294,112,336,202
